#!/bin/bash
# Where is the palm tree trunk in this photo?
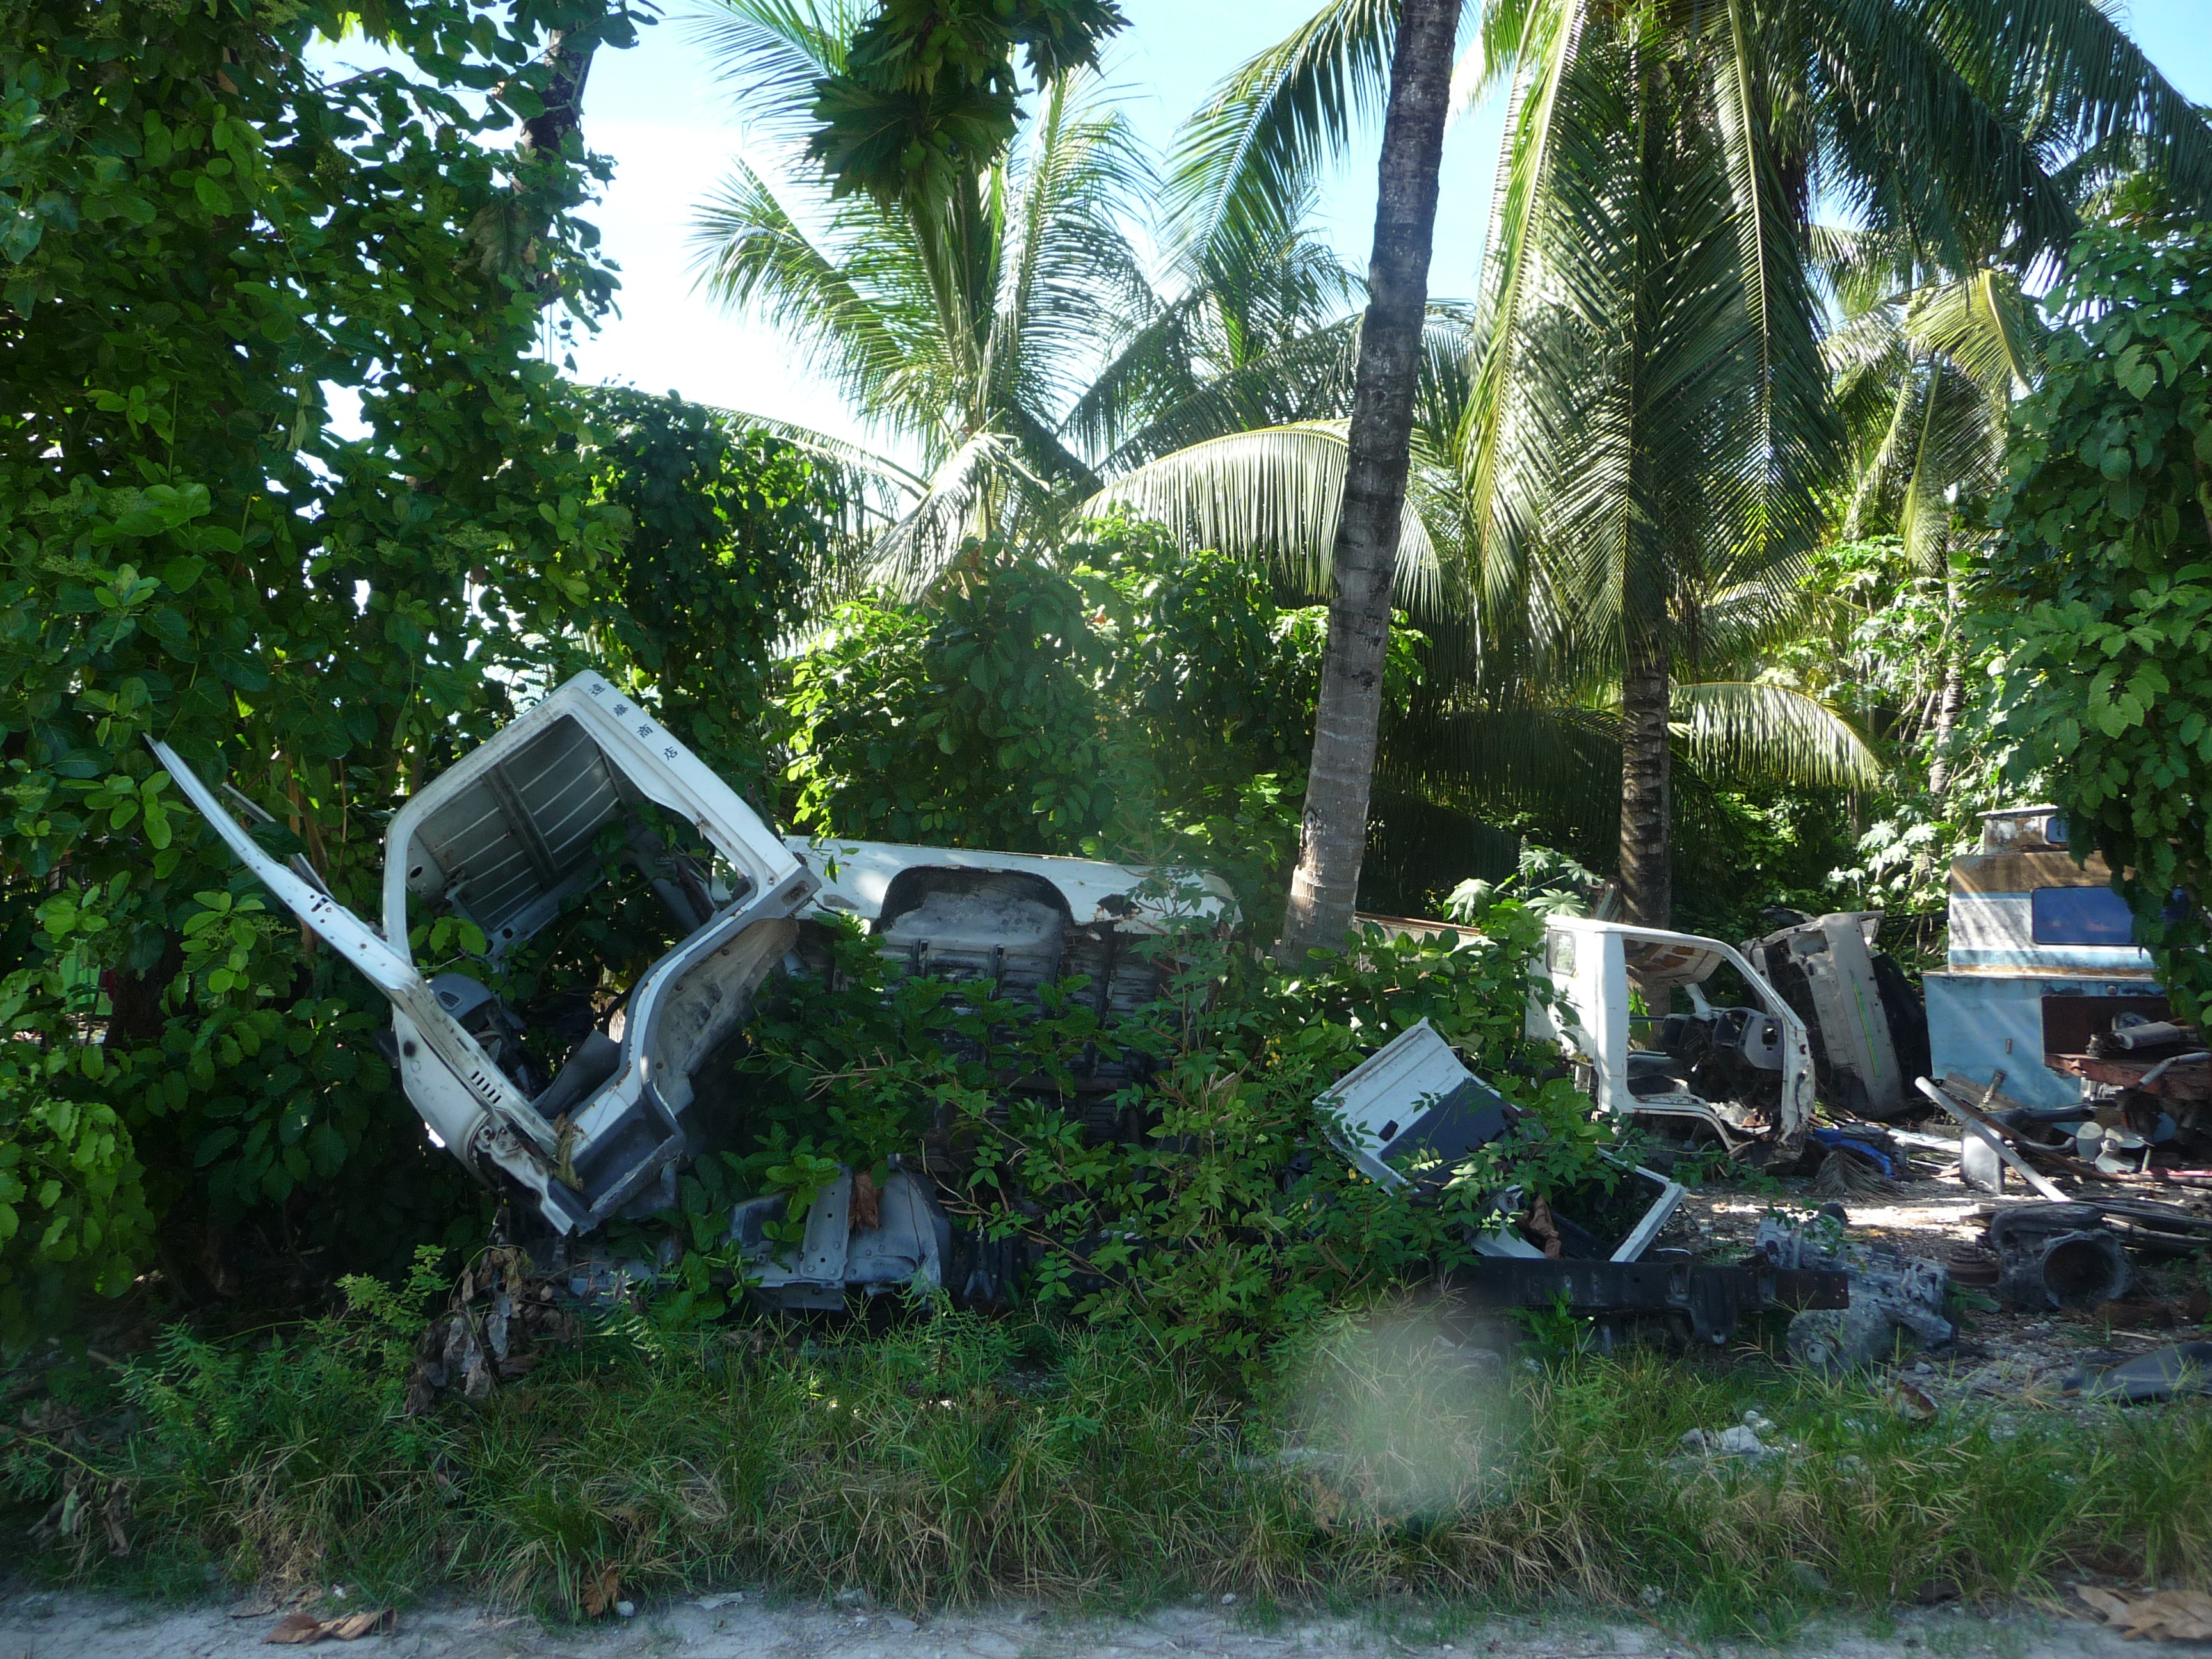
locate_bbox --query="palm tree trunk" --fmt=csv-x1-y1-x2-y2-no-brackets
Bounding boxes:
1927,572,1966,802
1277,0,1459,960
1926,653,1965,801
1617,625,1671,929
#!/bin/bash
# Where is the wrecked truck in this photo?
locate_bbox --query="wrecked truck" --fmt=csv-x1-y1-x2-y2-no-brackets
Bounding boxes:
154,672,1231,1240
1528,917,1817,1159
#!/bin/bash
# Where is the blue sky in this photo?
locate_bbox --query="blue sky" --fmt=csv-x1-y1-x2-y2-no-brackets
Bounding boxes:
338,1,2212,455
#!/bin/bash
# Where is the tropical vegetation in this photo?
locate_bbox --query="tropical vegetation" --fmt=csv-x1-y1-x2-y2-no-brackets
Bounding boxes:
4,0,2212,1615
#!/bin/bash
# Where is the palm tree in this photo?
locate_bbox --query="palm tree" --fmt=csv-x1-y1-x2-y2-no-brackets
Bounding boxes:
1823,236,2041,799
1278,0,1462,959
1161,0,2212,927
1091,303,1882,888
685,0,1365,594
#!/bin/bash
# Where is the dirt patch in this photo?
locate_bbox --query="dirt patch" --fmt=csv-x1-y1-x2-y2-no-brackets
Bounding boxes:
1658,1141,2212,1411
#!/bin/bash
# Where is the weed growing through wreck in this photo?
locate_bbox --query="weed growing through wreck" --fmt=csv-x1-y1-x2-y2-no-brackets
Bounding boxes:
701,897,1629,1378
12,1292,2211,1633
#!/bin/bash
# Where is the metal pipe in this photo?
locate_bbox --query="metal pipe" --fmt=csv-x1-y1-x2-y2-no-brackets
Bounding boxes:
2140,1051,2211,1089
1914,1077,2070,1203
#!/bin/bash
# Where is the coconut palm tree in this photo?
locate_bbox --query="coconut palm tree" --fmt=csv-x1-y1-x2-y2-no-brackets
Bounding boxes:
1090,303,1883,892
1823,235,2043,799
1159,0,2212,927
1276,0,1461,959
685,0,1370,595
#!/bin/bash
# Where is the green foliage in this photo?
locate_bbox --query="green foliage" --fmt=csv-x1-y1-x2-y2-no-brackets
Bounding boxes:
1446,842,1601,925
807,0,1128,202
581,390,846,795
781,520,1347,909
0,0,662,1331
726,895,1604,1377
0,981,154,1336
1985,220,2212,1020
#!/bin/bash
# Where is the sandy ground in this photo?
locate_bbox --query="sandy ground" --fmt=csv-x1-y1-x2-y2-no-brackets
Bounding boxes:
0,1586,2158,1659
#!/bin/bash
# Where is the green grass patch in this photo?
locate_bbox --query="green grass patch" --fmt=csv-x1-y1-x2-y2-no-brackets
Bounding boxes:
8,1289,2210,1640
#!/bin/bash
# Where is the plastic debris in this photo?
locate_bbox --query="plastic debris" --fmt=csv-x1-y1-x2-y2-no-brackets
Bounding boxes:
2064,1341,2212,1404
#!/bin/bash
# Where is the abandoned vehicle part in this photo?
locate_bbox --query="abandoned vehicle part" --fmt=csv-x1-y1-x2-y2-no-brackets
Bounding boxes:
156,671,821,1233
1441,1254,1848,1348
1751,911,1929,1121
2065,1341,2212,1402
2092,1020,2192,1057
1528,918,1815,1157
730,1164,954,1311
1986,1203,2133,1310
1318,1019,1514,1196
1927,806,2165,1112
1914,1077,2074,1201
781,838,1234,1118
1756,1212,1954,1372
1315,1020,1685,1260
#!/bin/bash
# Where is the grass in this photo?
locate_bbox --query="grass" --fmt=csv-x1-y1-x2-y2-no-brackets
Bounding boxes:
8,1293,2212,1644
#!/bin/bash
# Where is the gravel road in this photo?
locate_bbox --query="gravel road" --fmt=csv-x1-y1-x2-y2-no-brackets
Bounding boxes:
0,1587,2148,1659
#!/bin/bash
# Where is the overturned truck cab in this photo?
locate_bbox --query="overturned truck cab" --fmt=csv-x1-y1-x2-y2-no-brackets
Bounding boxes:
155,673,821,1232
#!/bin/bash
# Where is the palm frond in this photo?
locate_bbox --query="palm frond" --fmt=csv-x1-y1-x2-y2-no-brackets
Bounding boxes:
1162,0,1406,262
991,75,1160,442
1904,268,2040,396
1916,0,2212,222
682,0,865,150
687,163,932,435
1078,423,1445,614
870,430,1041,598
1672,680,1880,790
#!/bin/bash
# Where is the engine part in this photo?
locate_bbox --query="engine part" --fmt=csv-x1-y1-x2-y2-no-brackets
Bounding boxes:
1987,1203,2132,1310
1756,1211,1953,1372
2092,1020,2192,1057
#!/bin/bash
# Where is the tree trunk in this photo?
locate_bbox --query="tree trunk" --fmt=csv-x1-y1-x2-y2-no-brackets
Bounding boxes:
1926,653,1965,801
518,29,598,157
1617,626,1672,929
1277,0,1459,960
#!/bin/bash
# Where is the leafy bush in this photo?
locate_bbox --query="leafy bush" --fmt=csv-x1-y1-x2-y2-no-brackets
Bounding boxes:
780,519,1418,912
0,0,885,1331
581,390,848,796
0,0,652,1330
1986,219,2212,1019
712,896,1606,1375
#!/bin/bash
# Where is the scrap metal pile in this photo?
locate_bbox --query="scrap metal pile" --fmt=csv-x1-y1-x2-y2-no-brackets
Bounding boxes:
159,679,2206,1370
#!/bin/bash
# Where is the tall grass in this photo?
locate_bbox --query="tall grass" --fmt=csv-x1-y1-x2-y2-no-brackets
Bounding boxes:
17,1296,2212,1636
